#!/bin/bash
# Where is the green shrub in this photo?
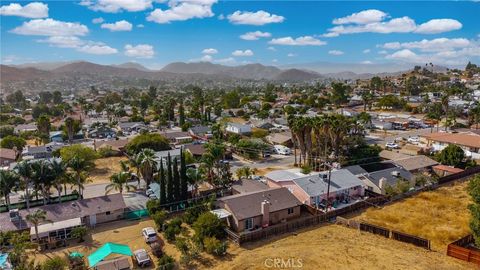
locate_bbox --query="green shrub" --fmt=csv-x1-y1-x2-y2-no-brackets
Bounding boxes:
157,254,175,270
192,212,225,242
182,205,207,225
146,199,162,214
203,236,227,256
41,256,67,270
163,218,182,242
97,146,118,157
151,211,167,231
300,165,312,174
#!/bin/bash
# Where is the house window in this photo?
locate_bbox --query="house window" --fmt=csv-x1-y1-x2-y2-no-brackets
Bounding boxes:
245,218,253,230
287,208,294,215
106,211,111,215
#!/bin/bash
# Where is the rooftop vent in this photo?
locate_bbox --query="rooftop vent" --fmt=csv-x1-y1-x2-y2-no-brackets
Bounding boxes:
391,171,400,177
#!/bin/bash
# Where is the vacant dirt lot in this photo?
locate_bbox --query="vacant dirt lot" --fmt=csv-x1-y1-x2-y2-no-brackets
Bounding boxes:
356,180,472,251
210,224,475,270
89,156,129,184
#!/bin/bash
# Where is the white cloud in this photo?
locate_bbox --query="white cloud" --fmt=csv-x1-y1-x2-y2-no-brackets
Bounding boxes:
124,44,155,58
269,36,326,46
378,50,388,54
328,50,344,55
214,57,235,64
267,46,276,51
80,0,153,13
240,31,271,40
0,2,48,18
232,49,254,56
227,10,284,25
414,19,462,34
101,20,133,31
147,0,217,24
77,44,118,55
333,9,387,25
202,48,218,54
324,9,462,37
380,38,471,52
92,17,104,24
272,59,278,63
137,24,144,28
11,19,89,36
287,53,296,57
38,36,84,48
361,60,373,64
363,49,371,54
200,54,213,61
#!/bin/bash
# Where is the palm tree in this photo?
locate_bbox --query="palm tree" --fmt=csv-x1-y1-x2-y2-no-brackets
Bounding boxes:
15,161,32,209
26,209,50,243
50,159,66,203
0,170,19,210
68,156,90,198
186,168,203,198
137,149,158,187
105,172,135,194
64,117,75,143
30,160,54,205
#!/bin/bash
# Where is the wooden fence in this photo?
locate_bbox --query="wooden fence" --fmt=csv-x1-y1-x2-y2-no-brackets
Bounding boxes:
447,235,480,265
391,230,431,250
437,166,480,185
225,196,388,245
360,223,390,238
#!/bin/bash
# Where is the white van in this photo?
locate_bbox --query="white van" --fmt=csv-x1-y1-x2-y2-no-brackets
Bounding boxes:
274,145,292,155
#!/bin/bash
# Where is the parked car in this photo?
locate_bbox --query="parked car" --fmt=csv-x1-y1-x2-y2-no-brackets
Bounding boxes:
132,249,152,267
150,241,163,257
142,227,158,243
407,136,420,144
274,145,292,155
385,142,399,149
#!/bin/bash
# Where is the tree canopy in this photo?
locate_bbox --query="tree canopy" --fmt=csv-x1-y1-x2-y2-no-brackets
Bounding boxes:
126,133,170,155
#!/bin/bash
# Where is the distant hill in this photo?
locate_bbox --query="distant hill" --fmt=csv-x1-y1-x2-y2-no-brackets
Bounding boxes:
0,65,49,81
13,61,78,71
274,68,321,81
113,62,150,71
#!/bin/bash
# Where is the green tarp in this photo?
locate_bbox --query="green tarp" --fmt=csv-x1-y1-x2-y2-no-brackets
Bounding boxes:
88,242,133,267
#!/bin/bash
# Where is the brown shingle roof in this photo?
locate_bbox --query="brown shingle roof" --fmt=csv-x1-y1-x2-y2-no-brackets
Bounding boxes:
218,187,301,221
0,148,16,160
0,194,126,232
231,179,269,194
95,139,129,151
184,144,206,156
392,155,438,171
422,132,480,148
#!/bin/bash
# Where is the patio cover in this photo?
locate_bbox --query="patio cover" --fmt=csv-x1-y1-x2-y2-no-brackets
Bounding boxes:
88,242,133,267
30,217,82,235
210,209,232,219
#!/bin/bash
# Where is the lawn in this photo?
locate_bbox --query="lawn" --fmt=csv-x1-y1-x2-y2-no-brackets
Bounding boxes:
356,180,472,251
89,156,129,184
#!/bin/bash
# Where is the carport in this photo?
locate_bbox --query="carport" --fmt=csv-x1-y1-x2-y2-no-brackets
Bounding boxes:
88,242,133,268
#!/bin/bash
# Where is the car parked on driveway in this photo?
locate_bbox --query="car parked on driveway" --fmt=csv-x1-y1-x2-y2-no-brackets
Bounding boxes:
142,227,158,243
385,142,400,149
132,249,152,267
407,136,420,144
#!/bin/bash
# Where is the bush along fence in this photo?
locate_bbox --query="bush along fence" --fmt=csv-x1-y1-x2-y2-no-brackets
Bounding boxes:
447,235,480,266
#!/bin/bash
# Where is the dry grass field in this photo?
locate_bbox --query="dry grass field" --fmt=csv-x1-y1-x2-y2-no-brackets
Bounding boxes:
89,156,129,184
356,180,472,251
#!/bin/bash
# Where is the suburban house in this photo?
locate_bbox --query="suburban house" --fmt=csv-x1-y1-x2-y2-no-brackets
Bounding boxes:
265,169,364,208
163,131,193,145
49,131,64,143
345,162,414,195
87,125,116,139
154,148,181,165
94,139,129,154
14,124,37,134
391,155,438,173
21,145,55,159
249,119,275,130
432,164,464,177
184,143,207,158
215,187,302,232
225,122,252,135
266,132,293,147
188,125,213,140
421,131,480,159
118,122,147,133
231,179,270,195
0,194,126,236
0,148,16,167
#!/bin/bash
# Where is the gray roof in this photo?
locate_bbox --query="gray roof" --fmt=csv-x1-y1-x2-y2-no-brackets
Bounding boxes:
218,187,301,221
265,170,303,182
227,122,250,129
189,125,211,135
231,179,269,194
0,194,126,232
293,169,364,197
154,149,181,160
344,165,368,176
392,155,438,171
367,167,413,188
118,122,145,129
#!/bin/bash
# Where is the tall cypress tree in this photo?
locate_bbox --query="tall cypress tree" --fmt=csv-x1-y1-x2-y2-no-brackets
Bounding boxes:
180,149,188,200
166,153,173,203
179,103,185,126
159,159,166,205
173,157,180,202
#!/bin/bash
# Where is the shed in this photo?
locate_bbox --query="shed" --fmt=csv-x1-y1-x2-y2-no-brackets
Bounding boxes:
88,242,133,267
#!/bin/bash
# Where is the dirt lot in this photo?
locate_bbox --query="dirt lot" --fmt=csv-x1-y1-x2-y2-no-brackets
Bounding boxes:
355,180,472,251
210,224,475,270
89,156,129,184
34,217,475,270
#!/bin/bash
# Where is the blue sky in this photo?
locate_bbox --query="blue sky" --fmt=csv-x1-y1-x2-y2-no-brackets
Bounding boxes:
1,0,479,69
